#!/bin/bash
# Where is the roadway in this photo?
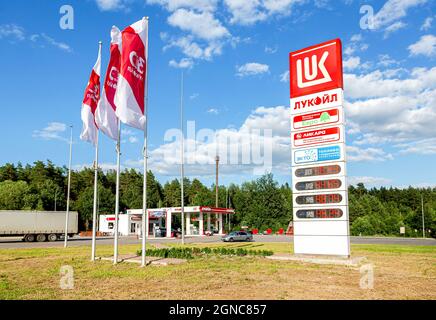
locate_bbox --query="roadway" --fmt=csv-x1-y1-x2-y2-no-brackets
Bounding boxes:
0,235,434,249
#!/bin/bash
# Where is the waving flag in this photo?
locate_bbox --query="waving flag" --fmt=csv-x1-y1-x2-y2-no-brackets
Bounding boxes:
114,17,148,131
95,27,121,140
80,44,101,145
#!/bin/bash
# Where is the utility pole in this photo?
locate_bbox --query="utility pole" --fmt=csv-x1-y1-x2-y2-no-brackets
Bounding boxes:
215,155,219,207
421,194,425,238
180,71,185,245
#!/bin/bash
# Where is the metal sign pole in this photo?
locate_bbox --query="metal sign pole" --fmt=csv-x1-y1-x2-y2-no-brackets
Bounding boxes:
64,125,73,248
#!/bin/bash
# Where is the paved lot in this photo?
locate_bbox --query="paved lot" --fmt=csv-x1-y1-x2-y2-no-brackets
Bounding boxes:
0,234,434,249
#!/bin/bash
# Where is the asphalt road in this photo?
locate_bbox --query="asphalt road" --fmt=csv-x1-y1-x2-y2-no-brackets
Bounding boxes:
0,235,434,249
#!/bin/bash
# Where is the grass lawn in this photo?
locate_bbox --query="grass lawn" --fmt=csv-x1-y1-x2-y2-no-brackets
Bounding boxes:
0,242,435,300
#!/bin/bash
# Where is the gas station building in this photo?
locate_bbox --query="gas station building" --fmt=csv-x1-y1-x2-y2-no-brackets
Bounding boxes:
99,206,235,238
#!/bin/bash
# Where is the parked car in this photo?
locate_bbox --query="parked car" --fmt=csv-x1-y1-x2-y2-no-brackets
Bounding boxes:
154,227,182,238
222,231,253,242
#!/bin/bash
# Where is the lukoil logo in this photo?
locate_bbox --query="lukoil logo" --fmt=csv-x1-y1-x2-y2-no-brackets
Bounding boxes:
296,51,331,88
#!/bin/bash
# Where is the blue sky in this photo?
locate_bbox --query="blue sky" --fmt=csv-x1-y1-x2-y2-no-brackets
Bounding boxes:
0,0,435,188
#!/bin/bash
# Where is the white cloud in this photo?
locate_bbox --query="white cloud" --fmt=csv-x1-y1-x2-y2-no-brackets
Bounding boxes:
128,136,139,144
348,176,392,186
236,62,269,77
383,21,407,38
126,105,290,176
223,0,302,25
95,0,128,11
279,70,289,82
265,46,278,54
408,34,436,57
169,57,194,69
0,24,71,52
420,16,433,31
33,122,68,142
0,24,25,41
167,9,230,41
190,93,199,100
346,146,394,162
207,108,219,114
146,0,218,12
343,56,361,70
33,33,72,52
163,35,224,60
345,67,436,156
372,0,427,30
377,54,398,67
396,138,436,155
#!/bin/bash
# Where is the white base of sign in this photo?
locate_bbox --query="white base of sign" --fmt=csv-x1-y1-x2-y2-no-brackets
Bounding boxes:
294,235,350,256
293,220,349,236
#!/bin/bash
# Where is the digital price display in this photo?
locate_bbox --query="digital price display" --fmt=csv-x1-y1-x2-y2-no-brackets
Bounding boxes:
295,164,341,178
296,209,343,219
296,194,343,205
295,179,342,191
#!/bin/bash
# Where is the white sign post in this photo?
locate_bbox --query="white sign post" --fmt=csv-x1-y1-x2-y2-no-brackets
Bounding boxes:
289,39,350,257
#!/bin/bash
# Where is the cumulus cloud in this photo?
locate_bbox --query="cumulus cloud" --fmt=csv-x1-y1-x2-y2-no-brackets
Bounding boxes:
223,0,302,25
236,62,269,77
408,35,436,57
125,106,289,176
167,8,230,41
345,67,436,156
33,122,68,142
420,16,433,31
169,57,194,69
343,56,361,70
95,0,129,11
372,0,427,30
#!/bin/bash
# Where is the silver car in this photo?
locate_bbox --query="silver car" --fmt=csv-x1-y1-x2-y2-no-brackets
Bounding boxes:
222,231,253,242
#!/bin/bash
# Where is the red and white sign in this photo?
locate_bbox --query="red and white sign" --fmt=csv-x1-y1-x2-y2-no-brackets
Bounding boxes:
293,126,342,148
289,39,343,98
290,88,343,115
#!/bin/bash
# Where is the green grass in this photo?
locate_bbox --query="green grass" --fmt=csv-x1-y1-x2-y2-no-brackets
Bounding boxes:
0,243,434,300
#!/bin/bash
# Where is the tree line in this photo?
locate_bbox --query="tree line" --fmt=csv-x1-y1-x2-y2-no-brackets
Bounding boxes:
0,161,434,237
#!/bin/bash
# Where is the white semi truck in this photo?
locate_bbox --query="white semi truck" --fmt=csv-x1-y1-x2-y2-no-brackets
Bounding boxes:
0,210,78,242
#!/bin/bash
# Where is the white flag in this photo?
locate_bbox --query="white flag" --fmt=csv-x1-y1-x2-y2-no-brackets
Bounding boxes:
80,44,101,146
114,18,148,131
95,27,121,140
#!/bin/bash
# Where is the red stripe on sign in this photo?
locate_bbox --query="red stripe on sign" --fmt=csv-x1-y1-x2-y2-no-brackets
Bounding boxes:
294,127,339,140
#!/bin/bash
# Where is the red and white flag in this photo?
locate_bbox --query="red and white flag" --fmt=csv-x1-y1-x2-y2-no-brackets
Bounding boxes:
114,17,148,131
95,26,121,140
80,44,101,145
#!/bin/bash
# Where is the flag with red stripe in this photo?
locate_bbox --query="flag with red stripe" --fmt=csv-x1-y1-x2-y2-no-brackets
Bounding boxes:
95,26,121,140
80,44,101,145
114,17,148,131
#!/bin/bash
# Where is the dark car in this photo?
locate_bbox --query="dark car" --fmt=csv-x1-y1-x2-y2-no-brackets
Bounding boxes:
154,227,182,238
222,231,253,242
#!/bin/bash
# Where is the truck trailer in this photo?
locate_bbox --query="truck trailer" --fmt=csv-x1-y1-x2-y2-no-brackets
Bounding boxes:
0,210,78,242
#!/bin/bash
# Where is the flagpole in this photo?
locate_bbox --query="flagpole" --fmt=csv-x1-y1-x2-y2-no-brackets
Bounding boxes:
113,120,121,265
141,16,149,267
91,131,99,261
180,71,185,246
64,125,73,248
91,40,102,261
